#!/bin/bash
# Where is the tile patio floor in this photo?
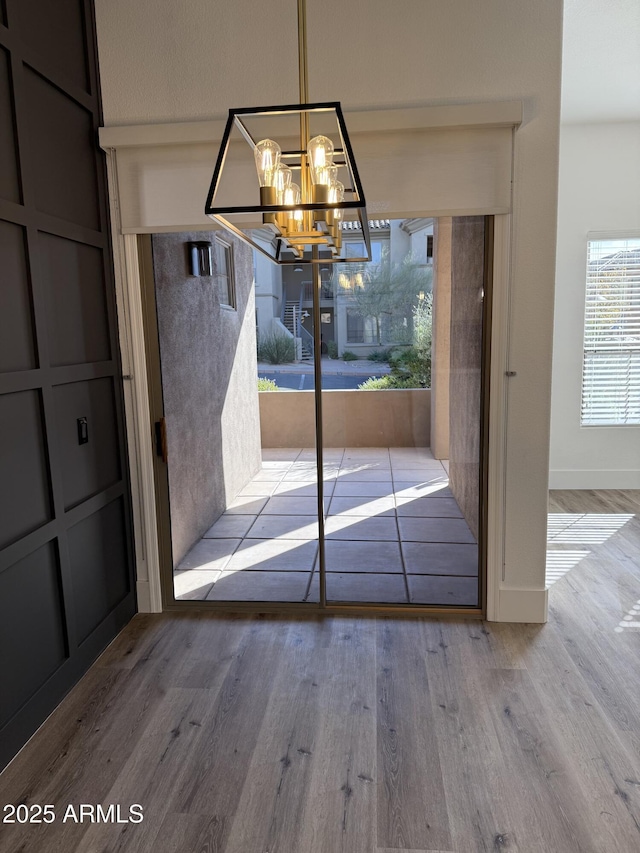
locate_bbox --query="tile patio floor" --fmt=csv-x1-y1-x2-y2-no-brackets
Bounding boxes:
174,447,479,607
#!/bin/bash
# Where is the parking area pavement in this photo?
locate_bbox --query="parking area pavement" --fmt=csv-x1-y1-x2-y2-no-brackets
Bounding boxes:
258,372,381,390
258,356,391,390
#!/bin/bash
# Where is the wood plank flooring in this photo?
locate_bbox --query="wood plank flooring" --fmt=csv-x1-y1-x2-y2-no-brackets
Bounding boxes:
0,490,639,852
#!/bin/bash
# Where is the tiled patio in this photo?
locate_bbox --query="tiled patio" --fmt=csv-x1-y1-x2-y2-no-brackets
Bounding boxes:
174,447,479,607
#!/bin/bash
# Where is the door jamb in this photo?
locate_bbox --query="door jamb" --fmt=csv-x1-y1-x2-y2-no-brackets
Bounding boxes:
485,214,510,620
106,151,163,611
106,145,509,618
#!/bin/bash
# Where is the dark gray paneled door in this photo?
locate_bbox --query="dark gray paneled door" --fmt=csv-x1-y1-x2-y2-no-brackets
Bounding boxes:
0,0,136,769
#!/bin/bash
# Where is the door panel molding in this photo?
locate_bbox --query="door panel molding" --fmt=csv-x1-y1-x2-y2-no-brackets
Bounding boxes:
0,0,136,769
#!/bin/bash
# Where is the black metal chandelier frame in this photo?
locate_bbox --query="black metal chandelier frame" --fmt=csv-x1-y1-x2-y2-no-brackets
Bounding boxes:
204,102,371,265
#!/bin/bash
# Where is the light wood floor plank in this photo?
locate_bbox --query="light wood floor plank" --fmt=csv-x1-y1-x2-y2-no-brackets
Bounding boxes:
296,616,378,853
422,620,530,852
480,667,608,852
222,616,332,853
174,615,291,819
0,489,639,852
378,848,455,853
377,619,452,851
515,619,640,849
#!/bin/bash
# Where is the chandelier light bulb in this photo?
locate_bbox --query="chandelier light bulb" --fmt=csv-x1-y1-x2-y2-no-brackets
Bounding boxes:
329,179,345,222
274,165,292,202
284,183,303,231
283,182,301,208
328,179,344,205
254,139,282,188
307,135,335,185
315,163,338,188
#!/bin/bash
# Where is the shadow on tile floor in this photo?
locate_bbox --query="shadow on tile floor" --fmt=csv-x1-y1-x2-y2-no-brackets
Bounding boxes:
173,447,479,607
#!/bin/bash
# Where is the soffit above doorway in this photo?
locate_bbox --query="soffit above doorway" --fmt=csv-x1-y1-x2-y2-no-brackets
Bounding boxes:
99,101,522,234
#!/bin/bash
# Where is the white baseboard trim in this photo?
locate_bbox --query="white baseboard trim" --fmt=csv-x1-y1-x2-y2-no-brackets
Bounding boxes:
491,586,549,623
136,580,154,614
549,469,640,490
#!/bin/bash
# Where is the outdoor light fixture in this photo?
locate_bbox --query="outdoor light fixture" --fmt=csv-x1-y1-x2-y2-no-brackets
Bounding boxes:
204,0,371,266
188,240,213,276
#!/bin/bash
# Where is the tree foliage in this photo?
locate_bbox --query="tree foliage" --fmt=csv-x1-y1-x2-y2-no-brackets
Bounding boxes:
358,293,433,390
341,248,433,346
257,332,295,364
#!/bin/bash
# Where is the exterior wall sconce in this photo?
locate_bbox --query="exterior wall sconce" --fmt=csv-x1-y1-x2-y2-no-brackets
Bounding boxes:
188,241,212,276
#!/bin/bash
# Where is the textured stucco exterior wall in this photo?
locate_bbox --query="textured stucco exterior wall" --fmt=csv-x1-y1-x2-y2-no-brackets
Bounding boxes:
152,231,261,566
259,389,430,448
431,217,452,460
449,217,485,541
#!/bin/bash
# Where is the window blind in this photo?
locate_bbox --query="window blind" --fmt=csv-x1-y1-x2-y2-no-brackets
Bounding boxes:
581,237,640,426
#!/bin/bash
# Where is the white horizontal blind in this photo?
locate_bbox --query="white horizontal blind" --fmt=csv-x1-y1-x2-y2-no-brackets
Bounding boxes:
581,237,640,426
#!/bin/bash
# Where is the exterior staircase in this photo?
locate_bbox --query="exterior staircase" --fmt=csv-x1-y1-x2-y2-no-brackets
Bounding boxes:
283,301,313,361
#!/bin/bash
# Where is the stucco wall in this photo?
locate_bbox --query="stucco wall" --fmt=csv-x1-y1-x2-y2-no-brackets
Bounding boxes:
449,218,484,541
255,241,282,343
259,389,430,448
431,217,452,460
152,231,261,566
550,122,640,488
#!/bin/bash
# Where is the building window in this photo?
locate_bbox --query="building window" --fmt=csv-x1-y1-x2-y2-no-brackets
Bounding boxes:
215,237,235,308
581,236,640,426
344,240,383,263
346,309,364,343
426,234,434,263
346,309,377,344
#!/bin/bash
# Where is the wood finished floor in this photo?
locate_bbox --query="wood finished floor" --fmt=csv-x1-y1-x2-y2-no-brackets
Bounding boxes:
1,489,639,852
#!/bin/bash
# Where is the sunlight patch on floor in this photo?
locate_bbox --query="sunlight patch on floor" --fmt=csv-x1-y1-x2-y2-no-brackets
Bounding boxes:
545,549,591,587
614,599,640,633
547,513,635,545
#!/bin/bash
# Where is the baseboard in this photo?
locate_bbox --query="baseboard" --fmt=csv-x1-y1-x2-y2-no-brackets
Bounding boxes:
491,586,549,623
549,469,640,490
136,580,153,613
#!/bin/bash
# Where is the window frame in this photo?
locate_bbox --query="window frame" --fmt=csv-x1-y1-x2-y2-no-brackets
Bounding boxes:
214,236,236,309
345,308,379,345
580,233,640,427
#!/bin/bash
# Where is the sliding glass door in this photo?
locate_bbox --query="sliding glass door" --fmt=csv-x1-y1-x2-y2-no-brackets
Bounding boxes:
155,217,488,613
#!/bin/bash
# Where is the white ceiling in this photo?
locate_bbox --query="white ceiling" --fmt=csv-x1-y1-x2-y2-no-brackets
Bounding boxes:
562,0,640,123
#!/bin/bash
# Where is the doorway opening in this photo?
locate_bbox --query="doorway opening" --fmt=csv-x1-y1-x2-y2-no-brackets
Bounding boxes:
141,216,491,612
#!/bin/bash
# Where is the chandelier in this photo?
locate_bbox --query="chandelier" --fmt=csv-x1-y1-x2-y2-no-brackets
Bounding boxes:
204,0,371,266
338,270,365,292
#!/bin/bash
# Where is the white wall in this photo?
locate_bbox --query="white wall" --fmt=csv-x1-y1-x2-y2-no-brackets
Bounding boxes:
95,0,563,621
550,122,640,488
409,224,434,267
389,221,410,265
561,0,640,124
